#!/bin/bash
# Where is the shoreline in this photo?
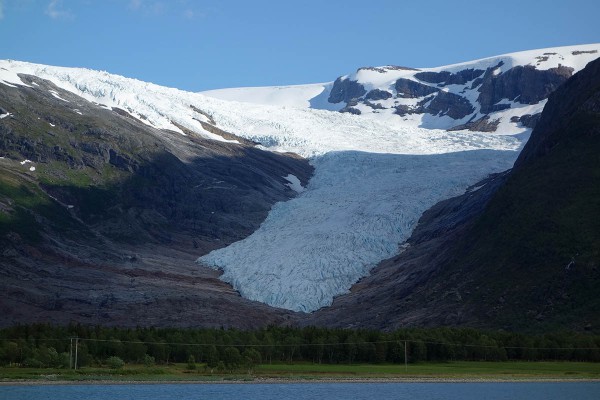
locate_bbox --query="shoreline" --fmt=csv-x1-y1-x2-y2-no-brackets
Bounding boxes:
2,377,600,386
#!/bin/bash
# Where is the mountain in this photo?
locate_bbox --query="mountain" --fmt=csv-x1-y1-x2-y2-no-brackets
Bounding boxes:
0,66,309,328
197,45,599,313
305,55,600,333
204,45,599,134
1,44,598,330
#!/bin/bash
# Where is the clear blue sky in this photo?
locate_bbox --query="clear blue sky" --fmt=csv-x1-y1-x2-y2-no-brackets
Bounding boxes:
1,0,599,91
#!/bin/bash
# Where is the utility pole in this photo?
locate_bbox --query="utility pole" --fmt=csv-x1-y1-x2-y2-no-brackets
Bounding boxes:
404,340,408,372
75,337,79,370
69,338,73,369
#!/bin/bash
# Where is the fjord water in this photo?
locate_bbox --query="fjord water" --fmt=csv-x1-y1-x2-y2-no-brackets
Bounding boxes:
2,382,599,400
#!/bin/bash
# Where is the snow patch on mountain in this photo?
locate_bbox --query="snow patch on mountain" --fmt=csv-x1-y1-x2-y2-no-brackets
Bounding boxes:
204,83,341,110
284,174,305,193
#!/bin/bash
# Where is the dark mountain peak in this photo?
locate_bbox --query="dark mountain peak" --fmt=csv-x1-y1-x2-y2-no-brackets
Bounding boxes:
515,57,600,168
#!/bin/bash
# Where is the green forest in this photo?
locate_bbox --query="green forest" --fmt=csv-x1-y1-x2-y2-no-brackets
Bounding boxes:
1,324,599,370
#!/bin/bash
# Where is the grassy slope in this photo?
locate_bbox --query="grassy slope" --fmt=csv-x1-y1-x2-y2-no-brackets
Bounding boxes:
1,362,599,382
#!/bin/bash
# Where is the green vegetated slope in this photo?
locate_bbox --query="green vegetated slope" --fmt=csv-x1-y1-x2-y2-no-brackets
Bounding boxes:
441,57,600,331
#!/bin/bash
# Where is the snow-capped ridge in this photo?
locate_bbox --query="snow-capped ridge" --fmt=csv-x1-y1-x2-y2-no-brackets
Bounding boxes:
203,44,599,136
0,60,239,143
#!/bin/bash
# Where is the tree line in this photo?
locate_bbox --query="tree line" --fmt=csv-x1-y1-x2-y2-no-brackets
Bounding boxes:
0,324,599,369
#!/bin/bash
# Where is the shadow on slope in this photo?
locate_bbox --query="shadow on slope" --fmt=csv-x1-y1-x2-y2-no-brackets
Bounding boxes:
0,75,310,329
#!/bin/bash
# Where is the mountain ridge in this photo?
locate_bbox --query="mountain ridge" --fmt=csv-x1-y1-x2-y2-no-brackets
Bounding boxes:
204,44,599,134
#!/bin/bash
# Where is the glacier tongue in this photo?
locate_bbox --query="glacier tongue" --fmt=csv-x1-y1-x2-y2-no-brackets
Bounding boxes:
0,57,529,313
199,147,520,312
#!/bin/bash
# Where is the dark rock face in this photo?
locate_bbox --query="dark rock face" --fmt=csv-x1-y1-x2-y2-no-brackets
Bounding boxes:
515,57,600,168
394,104,413,117
328,77,366,104
365,89,392,101
448,116,500,132
415,68,484,85
510,113,541,129
340,106,361,115
478,65,574,113
364,100,386,110
394,78,439,98
425,91,474,119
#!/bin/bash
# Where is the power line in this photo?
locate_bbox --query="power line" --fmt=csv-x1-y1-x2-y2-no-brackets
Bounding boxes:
0,337,598,351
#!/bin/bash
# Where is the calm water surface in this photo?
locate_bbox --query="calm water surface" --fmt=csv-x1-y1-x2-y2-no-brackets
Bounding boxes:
1,382,599,400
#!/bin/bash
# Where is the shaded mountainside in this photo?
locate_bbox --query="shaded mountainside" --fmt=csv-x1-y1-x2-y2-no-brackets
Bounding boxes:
306,57,600,333
0,74,310,328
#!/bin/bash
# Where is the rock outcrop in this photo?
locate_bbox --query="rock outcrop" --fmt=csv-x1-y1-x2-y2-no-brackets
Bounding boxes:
328,77,366,104
477,64,573,113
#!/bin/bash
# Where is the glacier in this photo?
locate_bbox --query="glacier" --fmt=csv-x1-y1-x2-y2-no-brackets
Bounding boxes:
200,148,520,312
2,44,598,312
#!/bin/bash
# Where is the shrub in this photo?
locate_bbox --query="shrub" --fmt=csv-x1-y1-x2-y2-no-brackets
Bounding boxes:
106,356,125,369
143,354,155,367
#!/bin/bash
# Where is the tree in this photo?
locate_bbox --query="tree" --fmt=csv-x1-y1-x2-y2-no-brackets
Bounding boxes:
204,345,219,370
222,347,241,371
5,342,20,365
187,354,196,370
242,348,262,373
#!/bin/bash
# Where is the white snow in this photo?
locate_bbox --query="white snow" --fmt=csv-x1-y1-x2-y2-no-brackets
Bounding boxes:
0,43,598,313
203,83,338,110
49,89,69,102
49,123,55,127
29,166,35,172
284,174,305,193
20,160,32,165
0,64,33,88
0,112,11,119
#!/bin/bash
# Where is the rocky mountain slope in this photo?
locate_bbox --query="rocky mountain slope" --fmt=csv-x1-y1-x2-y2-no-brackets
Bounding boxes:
305,56,600,333
0,72,309,328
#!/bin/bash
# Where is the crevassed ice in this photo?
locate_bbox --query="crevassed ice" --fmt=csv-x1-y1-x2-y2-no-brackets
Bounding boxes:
199,146,521,312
